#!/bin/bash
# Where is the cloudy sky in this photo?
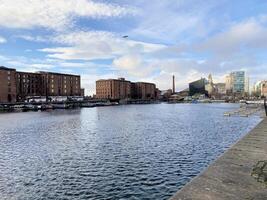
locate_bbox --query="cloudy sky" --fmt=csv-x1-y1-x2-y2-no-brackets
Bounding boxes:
0,0,267,94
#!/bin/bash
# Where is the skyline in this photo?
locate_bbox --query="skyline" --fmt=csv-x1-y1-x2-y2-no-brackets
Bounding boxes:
0,0,267,94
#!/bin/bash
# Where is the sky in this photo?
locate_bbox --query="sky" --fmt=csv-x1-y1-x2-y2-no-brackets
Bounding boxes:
0,0,267,95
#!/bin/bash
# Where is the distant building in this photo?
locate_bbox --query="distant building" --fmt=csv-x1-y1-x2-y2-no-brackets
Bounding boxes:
225,71,247,95
254,80,267,97
160,89,173,101
96,78,157,100
155,88,161,99
80,88,85,97
245,76,250,94
205,74,216,96
225,74,233,94
189,78,208,96
215,83,226,95
0,66,82,103
132,82,156,100
232,71,246,94
262,81,267,97
96,78,131,100
38,71,81,97
16,71,44,102
253,81,262,96
0,66,17,103
177,88,189,97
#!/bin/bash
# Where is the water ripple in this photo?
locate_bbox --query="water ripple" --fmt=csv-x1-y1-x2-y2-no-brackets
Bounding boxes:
0,104,262,200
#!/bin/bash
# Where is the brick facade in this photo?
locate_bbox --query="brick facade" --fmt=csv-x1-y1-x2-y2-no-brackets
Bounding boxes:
0,67,17,103
0,66,82,103
96,78,131,100
96,78,157,100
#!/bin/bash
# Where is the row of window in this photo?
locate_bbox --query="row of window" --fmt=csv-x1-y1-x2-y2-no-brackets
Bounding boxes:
50,89,80,94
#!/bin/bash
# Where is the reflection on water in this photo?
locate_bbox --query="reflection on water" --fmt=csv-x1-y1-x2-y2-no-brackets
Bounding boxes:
0,104,262,200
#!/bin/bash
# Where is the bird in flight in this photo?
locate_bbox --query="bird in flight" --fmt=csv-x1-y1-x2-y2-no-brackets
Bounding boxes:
122,35,128,38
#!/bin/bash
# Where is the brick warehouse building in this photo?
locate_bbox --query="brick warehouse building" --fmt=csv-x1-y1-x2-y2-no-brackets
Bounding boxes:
0,66,83,103
132,82,156,100
96,78,158,100
0,67,17,103
96,78,131,100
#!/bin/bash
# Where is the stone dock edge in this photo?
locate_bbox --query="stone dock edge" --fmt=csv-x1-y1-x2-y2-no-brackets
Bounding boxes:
170,118,267,200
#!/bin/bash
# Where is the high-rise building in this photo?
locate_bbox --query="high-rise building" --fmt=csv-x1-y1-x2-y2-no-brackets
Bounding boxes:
225,71,247,95
232,71,245,94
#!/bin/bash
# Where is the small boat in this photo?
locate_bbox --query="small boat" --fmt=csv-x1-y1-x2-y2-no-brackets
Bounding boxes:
81,102,96,108
41,104,53,110
192,99,198,104
52,103,70,109
23,104,38,112
0,105,13,112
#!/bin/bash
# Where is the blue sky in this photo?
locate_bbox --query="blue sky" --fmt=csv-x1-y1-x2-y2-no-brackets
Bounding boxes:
0,0,267,94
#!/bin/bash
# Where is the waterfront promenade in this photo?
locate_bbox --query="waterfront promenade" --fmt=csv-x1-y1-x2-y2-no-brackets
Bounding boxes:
171,117,267,200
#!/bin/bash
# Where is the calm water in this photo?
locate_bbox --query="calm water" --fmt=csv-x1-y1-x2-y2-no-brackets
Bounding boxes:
0,103,262,200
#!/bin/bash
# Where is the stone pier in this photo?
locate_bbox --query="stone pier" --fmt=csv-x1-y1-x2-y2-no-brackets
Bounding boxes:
170,118,267,200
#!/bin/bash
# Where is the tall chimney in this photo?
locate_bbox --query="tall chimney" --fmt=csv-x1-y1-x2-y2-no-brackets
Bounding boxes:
172,75,175,94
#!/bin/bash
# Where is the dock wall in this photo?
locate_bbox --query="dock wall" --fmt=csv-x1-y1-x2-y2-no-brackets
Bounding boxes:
170,118,267,200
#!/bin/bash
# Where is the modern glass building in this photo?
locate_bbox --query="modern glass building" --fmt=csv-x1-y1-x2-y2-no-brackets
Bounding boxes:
189,78,208,96
231,71,245,94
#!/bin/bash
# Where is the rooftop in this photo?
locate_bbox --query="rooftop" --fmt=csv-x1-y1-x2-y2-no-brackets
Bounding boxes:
0,66,16,71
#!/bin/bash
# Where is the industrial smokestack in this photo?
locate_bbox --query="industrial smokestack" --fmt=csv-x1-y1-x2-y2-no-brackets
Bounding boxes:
172,75,175,94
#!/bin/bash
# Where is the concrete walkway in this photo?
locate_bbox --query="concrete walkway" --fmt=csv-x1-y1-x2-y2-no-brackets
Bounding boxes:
170,118,267,200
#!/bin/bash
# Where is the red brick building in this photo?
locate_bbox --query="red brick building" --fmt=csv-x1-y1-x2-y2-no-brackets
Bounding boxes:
0,66,17,103
16,72,44,102
0,66,83,103
96,78,131,100
39,72,81,97
96,78,157,100
133,82,156,100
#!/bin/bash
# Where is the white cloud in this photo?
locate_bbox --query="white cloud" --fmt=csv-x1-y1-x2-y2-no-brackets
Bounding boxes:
0,36,6,43
129,0,222,43
196,16,267,56
112,54,155,78
16,35,49,42
39,31,166,60
0,0,136,30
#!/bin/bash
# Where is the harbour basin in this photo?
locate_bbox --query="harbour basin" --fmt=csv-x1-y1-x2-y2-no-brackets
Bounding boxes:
0,103,262,200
